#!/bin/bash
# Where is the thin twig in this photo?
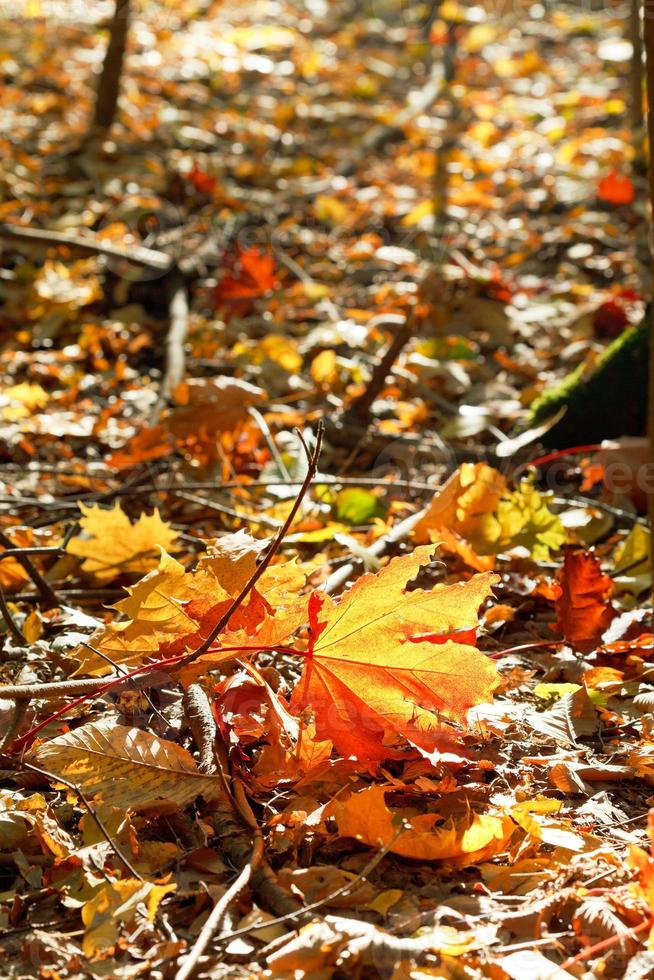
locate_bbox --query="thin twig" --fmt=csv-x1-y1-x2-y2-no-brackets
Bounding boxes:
0,583,26,645
249,407,291,482
179,422,324,665
174,840,263,980
0,675,125,700
348,314,413,422
23,762,143,881
0,532,59,607
175,491,282,529
0,222,172,271
183,683,219,775
176,686,270,980
561,915,652,970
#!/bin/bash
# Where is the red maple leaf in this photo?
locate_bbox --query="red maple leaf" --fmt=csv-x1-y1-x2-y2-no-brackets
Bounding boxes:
555,549,614,652
597,170,635,206
188,163,217,196
593,299,629,339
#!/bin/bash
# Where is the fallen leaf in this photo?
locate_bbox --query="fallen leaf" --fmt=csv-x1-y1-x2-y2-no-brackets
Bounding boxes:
292,545,499,765
214,246,278,317
32,722,222,809
597,170,635,205
412,462,506,554
105,424,174,470
82,878,175,956
555,549,614,651
329,785,515,864
66,502,179,581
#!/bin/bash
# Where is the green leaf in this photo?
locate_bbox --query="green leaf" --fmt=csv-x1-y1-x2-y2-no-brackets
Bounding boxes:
494,478,566,560
334,488,386,525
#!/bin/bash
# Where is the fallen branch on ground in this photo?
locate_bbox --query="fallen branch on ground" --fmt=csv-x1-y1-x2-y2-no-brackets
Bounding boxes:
0,222,173,272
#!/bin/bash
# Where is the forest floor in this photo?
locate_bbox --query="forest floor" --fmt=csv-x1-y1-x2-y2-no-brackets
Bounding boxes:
0,0,654,978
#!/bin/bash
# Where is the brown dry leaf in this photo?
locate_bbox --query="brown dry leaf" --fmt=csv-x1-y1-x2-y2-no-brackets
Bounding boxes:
66,502,179,581
267,913,494,974
277,865,377,909
524,688,598,746
167,376,265,439
198,528,268,595
32,722,222,809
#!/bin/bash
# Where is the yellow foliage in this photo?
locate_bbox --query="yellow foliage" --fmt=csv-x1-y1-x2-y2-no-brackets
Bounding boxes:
66,502,179,581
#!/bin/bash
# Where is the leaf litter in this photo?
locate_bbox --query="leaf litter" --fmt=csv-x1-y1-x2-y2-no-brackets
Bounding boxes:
0,0,652,978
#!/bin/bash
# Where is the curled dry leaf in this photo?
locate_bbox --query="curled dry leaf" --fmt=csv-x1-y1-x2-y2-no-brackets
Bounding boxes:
166,376,265,439
81,878,176,957
412,462,506,569
32,722,222,810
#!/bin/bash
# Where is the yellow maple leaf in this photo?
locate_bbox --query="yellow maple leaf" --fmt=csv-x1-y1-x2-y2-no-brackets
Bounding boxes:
75,537,307,676
66,502,179,581
412,463,506,567
493,478,566,561
413,465,565,565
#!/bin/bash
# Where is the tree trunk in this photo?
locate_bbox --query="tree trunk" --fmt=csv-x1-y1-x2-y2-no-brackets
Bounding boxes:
90,0,131,134
632,0,644,132
642,0,654,575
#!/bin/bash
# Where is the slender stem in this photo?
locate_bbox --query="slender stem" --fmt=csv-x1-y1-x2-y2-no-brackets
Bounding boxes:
10,651,190,752
178,422,323,665
520,444,604,473
487,640,566,660
561,915,652,970
174,840,263,980
0,534,59,607
0,583,25,645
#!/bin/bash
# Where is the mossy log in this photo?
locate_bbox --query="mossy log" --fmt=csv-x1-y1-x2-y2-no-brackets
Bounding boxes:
527,317,649,447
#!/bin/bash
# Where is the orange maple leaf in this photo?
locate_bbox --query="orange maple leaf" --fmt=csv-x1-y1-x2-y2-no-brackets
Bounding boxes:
555,549,614,652
213,246,279,317
291,546,499,766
